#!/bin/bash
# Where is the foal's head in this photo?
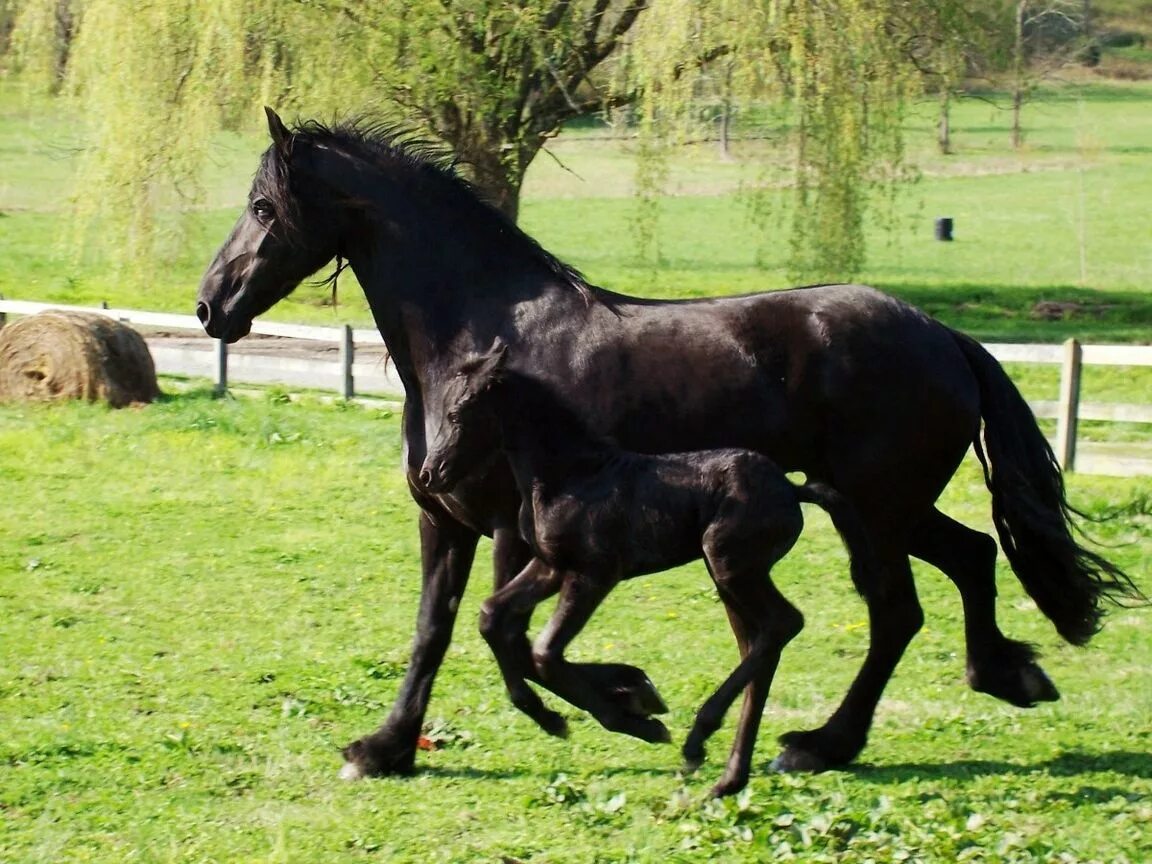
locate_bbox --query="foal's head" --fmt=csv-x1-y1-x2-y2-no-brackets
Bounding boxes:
419,343,508,493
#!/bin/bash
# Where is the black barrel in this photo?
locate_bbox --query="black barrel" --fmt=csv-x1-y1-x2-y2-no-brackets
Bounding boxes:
934,217,954,241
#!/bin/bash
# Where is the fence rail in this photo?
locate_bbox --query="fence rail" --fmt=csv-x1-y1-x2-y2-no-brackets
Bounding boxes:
2,299,1149,475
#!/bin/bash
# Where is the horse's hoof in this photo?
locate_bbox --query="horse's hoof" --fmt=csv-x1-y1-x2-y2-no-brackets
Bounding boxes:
1020,663,1060,705
339,760,366,781
341,735,416,778
770,746,829,773
541,711,570,739
968,660,1061,708
772,729,860,773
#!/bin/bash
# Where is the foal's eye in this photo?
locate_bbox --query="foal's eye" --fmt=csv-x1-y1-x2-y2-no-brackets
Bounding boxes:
251,198,274,220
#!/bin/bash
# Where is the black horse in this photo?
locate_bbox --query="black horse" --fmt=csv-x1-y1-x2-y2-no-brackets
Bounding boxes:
197,110,1139,782
420,342,873,796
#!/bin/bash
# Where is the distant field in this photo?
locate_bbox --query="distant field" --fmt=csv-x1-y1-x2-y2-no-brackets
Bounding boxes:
1,80,1151,343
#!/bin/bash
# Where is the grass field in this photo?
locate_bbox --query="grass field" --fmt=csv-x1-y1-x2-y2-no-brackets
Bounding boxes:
1,393,1149,863
1,80,1152,342
2,73,1151,862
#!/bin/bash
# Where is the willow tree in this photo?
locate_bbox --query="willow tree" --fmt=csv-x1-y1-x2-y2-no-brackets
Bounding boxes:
6,0,976,281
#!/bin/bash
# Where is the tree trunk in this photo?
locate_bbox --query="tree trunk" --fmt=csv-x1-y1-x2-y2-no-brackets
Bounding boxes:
937,89,952,155
1012,0,1026,150
450,126,548,224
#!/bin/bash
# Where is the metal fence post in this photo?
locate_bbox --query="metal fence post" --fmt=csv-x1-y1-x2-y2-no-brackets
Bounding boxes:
340,324,354,400
214,338,229,396
1055,337,1082,472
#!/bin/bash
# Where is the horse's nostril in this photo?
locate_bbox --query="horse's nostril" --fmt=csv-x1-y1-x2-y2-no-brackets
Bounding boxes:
419,468,434,488
196,301,212,328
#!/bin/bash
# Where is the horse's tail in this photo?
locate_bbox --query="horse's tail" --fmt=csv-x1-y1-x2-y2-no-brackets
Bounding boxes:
795,481,876,596
950,330,1144,645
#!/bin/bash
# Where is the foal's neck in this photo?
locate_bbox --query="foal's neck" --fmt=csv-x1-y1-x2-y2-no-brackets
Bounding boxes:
490,373,614,496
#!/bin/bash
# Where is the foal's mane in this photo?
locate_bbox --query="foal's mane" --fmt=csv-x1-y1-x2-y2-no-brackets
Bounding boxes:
261,117,594,300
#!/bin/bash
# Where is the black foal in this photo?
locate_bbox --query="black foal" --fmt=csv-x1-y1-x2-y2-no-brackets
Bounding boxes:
419,343,872,796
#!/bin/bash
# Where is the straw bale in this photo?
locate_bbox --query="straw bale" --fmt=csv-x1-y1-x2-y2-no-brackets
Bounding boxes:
0,311,161,407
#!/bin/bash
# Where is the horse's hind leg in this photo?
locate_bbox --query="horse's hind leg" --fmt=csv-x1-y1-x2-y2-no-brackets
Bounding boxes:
532,574,672,744
479,557,569,736
684,545,804,797
909,509,1059,707
774,552,923,773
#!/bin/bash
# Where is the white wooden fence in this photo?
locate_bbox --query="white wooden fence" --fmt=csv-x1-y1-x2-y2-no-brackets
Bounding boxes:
2,299,1149,475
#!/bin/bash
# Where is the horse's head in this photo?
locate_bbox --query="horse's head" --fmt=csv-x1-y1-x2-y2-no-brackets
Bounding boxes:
196,109,344,342
419,342,508,493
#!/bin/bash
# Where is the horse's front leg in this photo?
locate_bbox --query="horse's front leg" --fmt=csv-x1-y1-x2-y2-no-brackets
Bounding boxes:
341,507,479,780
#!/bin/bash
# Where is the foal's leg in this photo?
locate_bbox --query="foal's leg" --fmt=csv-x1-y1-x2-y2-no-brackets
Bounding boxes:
684,530,804,796
479,556,569,736
532,574,672,744
774,551,924,772
909,509,1059,707
492,527,667,720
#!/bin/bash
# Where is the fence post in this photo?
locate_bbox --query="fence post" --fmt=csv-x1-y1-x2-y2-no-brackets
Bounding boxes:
340,324,354,400
214,338,229,396
1055,337,1082,472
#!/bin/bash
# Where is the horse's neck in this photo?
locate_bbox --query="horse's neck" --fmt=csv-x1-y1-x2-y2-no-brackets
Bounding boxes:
348,253,587,398
492,375,611,496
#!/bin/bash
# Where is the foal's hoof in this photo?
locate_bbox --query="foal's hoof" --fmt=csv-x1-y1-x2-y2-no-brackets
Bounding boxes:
633,717,672,745
968,660,1061,708
710,772,750,798
610,675,669,718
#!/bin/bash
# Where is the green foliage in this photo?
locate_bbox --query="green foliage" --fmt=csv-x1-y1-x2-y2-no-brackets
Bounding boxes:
2,0,1007,282
622,1,986,281
0,393,1149,861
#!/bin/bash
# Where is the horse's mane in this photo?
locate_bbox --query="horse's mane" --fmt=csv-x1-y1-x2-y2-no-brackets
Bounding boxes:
263,116,594,301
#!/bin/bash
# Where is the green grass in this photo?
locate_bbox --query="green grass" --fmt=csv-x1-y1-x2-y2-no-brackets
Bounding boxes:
1,73,1150,861
1,393,1150,862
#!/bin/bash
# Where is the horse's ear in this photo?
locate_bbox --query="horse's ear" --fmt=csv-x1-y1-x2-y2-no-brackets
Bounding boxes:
265,107,293,160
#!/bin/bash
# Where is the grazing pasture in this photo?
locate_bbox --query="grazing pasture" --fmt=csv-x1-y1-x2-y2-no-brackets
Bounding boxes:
1,76,1150,862
1,392,1149,862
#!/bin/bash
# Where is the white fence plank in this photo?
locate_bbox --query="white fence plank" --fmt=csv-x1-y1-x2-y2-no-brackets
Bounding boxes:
2,298,1148,474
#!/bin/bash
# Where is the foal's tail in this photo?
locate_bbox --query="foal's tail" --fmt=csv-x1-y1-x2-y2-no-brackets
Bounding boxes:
951,331,1144,645
795,482,876,595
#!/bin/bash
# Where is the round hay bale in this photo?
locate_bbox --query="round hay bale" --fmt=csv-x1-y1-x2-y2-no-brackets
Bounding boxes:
0,311,161,407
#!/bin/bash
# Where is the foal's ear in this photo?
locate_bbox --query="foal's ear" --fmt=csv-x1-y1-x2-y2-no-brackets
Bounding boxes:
265,107,294,160
471,340,509,387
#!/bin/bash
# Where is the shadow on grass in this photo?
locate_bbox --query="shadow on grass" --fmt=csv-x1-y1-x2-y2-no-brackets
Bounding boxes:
847,749,1152,784
156,385,224,404
876,282,1152,343
416,763,679,782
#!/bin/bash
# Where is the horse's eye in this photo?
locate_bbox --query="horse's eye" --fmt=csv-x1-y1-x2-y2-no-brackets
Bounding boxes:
251,198,274,220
